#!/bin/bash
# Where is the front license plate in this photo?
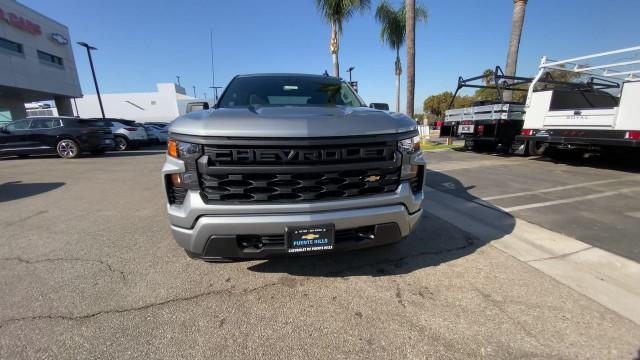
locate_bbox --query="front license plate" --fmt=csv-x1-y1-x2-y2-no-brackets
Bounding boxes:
286,224,335,253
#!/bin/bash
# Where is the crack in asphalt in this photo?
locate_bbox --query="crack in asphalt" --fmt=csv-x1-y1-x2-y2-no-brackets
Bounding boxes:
0,257,126,282
0,241,476,327
1,210,48,227
0,282,279,327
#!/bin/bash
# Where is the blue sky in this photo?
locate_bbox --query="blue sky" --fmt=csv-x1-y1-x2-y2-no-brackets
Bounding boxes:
23,0,640,112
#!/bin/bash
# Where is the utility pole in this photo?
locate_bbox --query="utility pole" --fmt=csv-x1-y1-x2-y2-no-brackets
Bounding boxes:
77,42,105,118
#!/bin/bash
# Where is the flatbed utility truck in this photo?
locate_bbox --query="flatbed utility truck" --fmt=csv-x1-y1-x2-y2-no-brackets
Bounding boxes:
443,66,531,151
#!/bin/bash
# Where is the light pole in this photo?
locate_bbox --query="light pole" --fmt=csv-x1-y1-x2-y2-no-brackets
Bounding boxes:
77,42,105,118
192,86,196,98
176,75,181,86
347,66,355,82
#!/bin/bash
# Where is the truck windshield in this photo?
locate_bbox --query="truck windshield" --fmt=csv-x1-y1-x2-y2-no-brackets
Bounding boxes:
217,75,365,108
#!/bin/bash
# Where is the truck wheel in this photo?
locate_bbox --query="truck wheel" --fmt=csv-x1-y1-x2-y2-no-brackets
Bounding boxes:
56,139,80,159
528,140,548,156
114,136,129,151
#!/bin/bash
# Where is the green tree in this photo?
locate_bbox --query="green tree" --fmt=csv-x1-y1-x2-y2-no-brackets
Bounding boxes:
423,91,478,117
504,0,528,101
315,0,371,77
375,1,427,112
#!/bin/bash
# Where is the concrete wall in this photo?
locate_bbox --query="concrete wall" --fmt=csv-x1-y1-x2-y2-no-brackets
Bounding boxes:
74,83,203,123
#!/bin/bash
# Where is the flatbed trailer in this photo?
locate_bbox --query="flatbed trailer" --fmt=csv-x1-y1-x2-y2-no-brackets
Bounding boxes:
514,46,640,155
443,66,531,151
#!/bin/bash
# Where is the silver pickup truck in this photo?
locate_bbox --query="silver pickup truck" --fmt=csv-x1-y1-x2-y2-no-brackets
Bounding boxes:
162,73,425,260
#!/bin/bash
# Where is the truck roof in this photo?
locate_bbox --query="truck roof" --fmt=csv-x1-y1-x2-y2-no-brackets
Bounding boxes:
235,73,342,81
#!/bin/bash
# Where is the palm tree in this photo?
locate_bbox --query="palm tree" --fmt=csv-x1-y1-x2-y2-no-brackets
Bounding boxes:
504,0,527,101
404,0,428,118
315,0,371,77
482,68,495,86
375,1,426,112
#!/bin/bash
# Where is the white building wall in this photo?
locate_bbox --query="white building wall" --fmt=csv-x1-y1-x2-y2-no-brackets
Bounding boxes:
0,0,81,98
74,83,201,123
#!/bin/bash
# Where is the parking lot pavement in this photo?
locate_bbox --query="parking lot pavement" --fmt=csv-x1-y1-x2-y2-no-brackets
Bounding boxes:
1,151,640,359
427,150,640,263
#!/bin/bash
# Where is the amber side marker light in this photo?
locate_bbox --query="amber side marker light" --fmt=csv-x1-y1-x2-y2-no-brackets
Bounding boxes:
167,139,178,158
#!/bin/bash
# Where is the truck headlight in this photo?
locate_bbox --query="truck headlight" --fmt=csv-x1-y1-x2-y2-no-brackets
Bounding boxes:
167,138,202,159
398,135,425,193
166,139,202,205
398,135,421,153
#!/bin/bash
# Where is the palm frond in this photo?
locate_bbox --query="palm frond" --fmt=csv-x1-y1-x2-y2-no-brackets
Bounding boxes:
316,0,371,34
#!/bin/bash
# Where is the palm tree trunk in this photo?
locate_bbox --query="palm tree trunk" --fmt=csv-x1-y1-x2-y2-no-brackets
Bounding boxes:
405,0,415,118
395,48,401,113
330,21,340,77
504,0,527,101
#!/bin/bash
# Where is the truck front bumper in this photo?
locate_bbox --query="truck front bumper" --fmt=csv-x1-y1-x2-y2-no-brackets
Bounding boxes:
163,150,425,260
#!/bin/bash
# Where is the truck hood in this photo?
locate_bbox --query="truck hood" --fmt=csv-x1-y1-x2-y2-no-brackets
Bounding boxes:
169,106,417,138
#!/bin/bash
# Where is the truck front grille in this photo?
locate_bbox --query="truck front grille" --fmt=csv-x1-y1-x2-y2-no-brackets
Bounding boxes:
197,142,401,203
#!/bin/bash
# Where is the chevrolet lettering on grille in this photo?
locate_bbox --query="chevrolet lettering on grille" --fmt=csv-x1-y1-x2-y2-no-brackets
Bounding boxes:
208,147,392,163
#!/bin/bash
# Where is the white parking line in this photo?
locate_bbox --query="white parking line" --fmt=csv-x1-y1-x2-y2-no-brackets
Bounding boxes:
502,186,640,212
483,177,640,201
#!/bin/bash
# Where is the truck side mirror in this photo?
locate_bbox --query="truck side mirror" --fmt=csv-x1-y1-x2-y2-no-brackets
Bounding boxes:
186,102,210,114
369,103,390,111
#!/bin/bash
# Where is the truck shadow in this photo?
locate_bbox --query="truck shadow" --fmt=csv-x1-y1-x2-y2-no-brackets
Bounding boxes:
531,151,640,174
247,170,516,277
0,181,65,203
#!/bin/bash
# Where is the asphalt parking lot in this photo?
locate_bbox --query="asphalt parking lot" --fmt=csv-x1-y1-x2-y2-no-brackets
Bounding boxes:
1,149,639,359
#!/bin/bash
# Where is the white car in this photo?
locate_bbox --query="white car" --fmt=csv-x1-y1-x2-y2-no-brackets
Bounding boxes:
90,118,148,151
143,124,169,144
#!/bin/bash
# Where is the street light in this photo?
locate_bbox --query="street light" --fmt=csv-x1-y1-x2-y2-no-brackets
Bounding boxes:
77,42,105,118
192,86,196,98
176,75,181,86
347,66,355,82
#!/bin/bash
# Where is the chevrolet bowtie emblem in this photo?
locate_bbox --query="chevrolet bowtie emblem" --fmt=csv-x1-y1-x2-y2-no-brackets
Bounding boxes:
364,175,381,182
301,233,320,240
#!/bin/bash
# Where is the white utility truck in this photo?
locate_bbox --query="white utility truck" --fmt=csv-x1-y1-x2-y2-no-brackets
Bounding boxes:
514,46,640,155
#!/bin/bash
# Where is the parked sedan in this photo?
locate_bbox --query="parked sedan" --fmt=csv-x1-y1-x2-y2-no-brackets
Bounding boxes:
0,117,114,159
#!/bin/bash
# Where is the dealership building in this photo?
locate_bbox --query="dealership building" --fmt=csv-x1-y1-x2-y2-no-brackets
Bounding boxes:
0,0,81,123
73,83,207,123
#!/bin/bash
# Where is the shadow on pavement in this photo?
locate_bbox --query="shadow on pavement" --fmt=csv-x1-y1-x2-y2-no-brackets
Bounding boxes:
531,150,640,173
0,181,65,202
248,171,515,277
